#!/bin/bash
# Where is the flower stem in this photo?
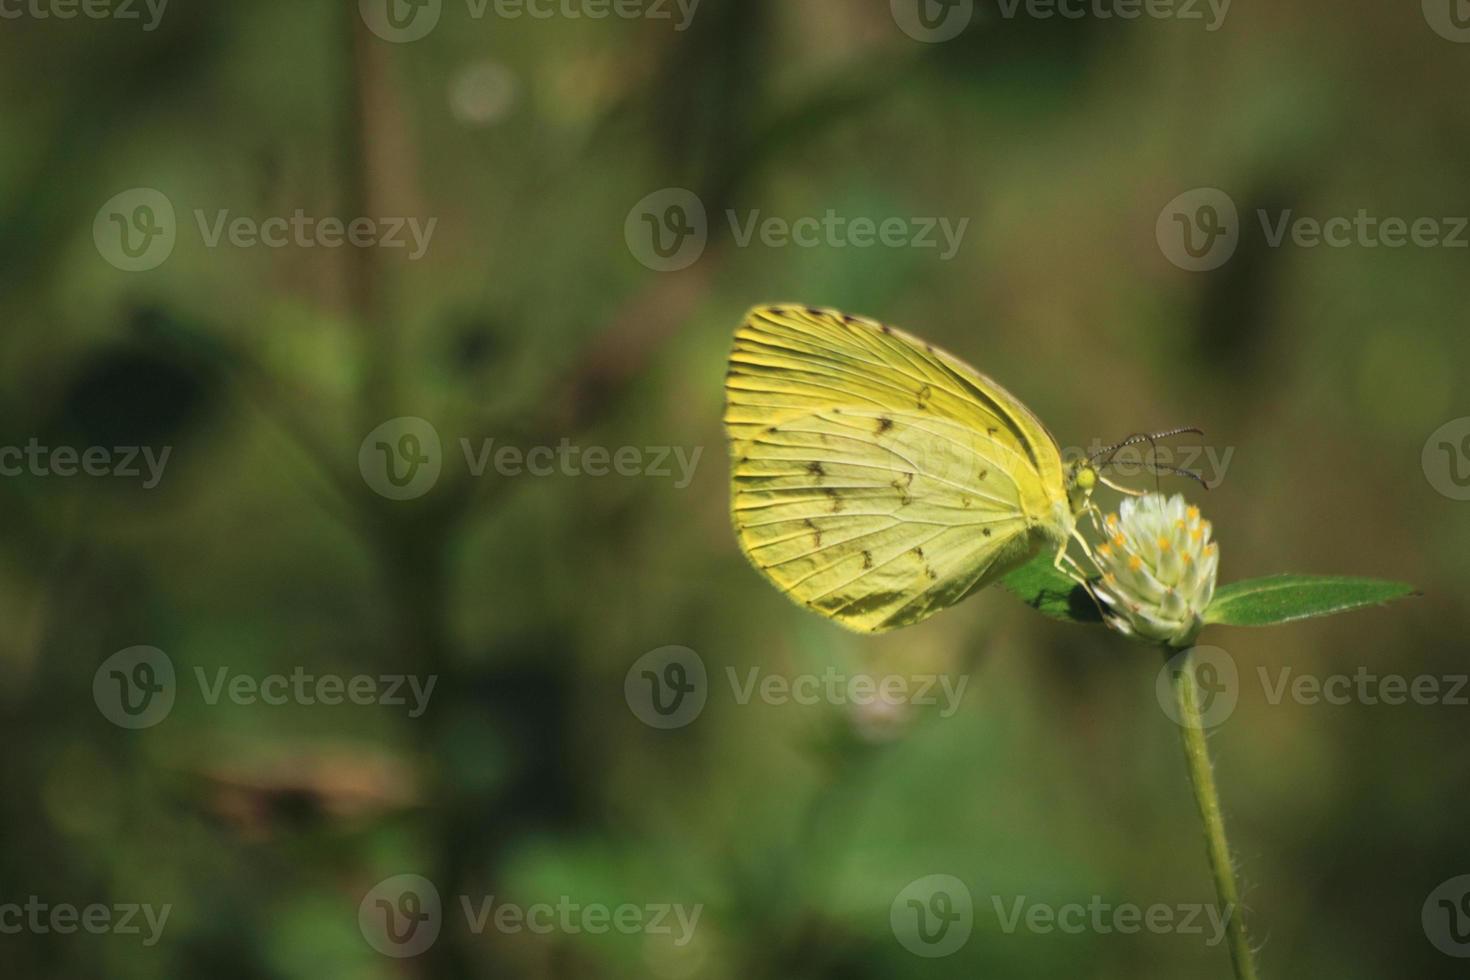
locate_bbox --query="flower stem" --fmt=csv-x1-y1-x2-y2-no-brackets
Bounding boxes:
1168,646,1259,980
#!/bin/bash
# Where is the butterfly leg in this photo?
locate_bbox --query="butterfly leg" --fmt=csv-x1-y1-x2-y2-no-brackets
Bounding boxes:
1052,533,1109,622
1098,473,1146,497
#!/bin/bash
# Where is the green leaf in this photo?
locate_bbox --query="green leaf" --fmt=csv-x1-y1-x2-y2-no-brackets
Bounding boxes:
1203,575,1417,627
1001,554,1102,625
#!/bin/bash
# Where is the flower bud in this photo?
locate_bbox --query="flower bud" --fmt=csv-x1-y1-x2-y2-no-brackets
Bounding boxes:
1092,493,1218,647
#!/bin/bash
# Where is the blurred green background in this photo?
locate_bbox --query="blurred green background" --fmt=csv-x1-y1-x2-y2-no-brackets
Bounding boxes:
2,0,1467,977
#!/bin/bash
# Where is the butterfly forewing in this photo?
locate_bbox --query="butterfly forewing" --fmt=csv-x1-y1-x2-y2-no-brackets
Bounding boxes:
725,306,1068,632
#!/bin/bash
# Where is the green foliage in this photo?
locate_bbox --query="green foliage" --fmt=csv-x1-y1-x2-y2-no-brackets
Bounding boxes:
1202,574,1418,627
1004,559,1416,632
1001,554,1101,624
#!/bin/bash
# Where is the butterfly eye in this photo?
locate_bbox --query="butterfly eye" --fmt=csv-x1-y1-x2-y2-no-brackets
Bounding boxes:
1076,467,1097,491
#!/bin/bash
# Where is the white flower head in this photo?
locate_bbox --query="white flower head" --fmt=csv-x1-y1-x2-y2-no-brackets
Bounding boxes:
1091,493,1218,647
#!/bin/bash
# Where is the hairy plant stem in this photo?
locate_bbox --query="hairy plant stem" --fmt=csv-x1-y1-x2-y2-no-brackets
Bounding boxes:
1167,646,1259,980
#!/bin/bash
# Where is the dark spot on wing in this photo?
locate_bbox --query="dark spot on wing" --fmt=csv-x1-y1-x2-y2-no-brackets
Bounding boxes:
983,528,992,537
807,461,825,479
916,384,932,409
825,487,843,512
978,469,988,480
880,325,892,335
926,566,939,581
804,518,822,546
912,547,925,559
862,550,874,569
806,307,825,318
877,416,894,433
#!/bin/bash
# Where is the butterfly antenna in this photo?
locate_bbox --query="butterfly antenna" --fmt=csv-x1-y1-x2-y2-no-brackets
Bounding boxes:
1149,463,1212,491
1090,427,1208,493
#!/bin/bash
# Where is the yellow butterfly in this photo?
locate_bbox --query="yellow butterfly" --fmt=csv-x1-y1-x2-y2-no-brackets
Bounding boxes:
725,305,1103,633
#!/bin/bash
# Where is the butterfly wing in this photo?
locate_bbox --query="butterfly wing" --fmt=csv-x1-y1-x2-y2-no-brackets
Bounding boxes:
725,305,1069,632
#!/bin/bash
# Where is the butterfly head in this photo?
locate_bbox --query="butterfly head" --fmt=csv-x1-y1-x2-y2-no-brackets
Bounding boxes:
1066,459,1098,515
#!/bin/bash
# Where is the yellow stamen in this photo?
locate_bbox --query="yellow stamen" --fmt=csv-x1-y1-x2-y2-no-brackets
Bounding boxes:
1186,505,1200,522
1157,537,1171,551
1112,533,1126,548
1128,555,1142,572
